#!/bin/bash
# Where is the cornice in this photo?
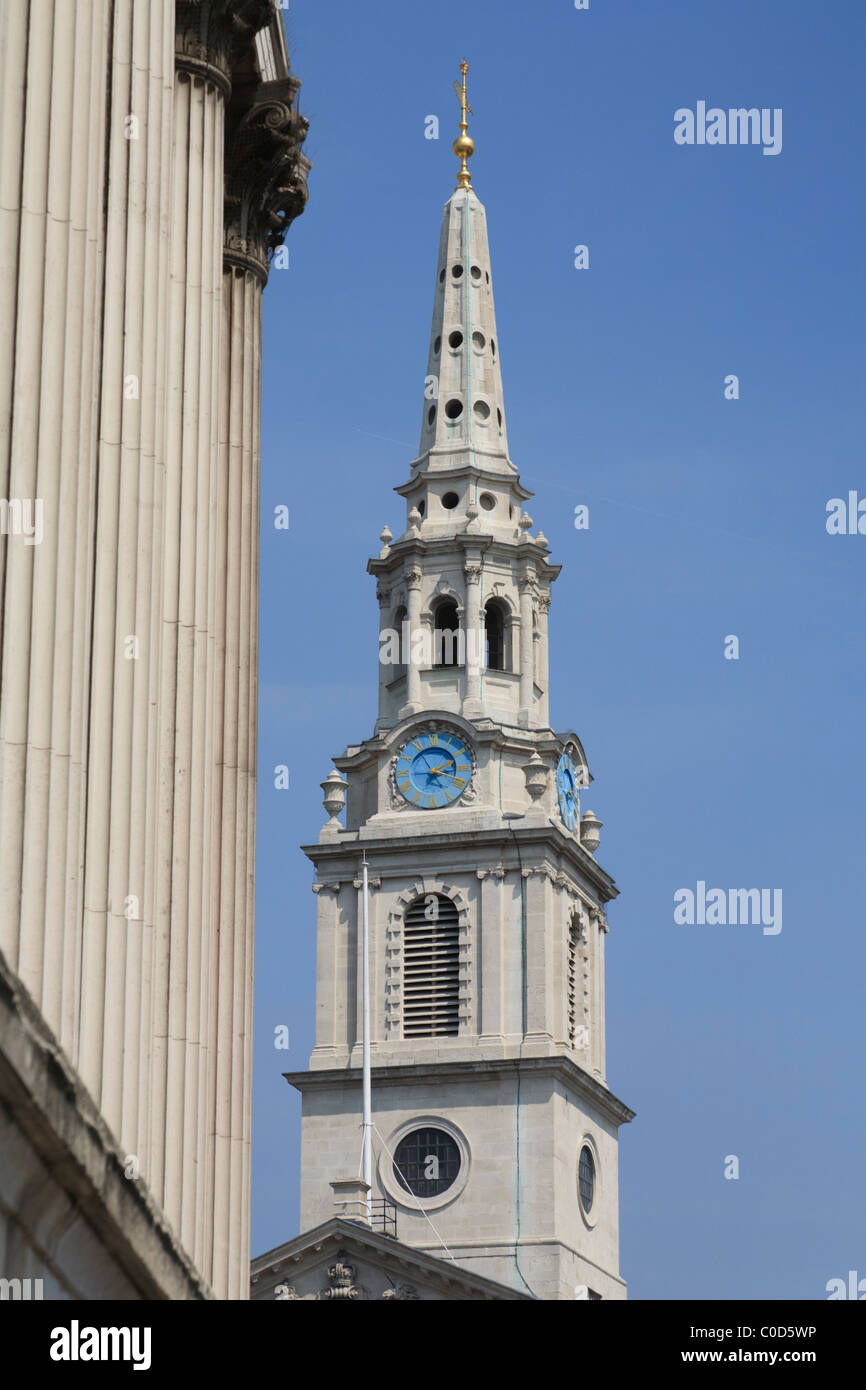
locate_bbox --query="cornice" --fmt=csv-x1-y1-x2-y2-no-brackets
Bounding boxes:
284,1056,635,1129
367,534,561,583
301,822,619,902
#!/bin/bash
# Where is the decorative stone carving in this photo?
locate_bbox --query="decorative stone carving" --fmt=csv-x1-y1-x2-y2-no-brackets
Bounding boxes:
477,864,505,880
432,579,460,602
381,1282,420,1300
312,881,341,896
321,769,348,829
522,751,548,802
580,809,602,855
274,1283,298,1300
320,1253,367,1301
224,78,310,280
175,0,273,93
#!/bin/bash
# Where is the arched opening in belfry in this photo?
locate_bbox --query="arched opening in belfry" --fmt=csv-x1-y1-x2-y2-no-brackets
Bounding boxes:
433,599,460,667
392,606,407,681
484,599,507,670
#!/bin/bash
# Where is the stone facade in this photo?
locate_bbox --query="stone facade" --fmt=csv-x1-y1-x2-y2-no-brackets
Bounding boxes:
286,158,632,1300
0,1,308,1299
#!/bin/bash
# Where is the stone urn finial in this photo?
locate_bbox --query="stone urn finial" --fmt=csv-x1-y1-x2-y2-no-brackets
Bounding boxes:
465,501,480,533
522,751,548,803
321,768,348,830
580,809,602,854
379,524,392,557
518,511,533,537
408,506,422,535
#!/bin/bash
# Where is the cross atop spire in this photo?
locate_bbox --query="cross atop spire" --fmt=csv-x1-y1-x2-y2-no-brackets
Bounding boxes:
452,59,475,190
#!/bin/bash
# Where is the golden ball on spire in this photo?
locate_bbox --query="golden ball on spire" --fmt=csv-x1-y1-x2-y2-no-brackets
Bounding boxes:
452,61,475,190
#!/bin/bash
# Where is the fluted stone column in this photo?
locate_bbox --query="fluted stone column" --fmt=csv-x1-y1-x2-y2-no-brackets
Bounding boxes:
0,0,114,1053
0,0,308,1303
207,68,309,1297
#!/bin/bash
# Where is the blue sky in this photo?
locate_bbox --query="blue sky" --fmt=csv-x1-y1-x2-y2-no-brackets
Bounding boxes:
252,0,866,1298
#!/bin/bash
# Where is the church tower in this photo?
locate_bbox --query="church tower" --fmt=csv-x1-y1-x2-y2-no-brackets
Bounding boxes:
286,66,633,1302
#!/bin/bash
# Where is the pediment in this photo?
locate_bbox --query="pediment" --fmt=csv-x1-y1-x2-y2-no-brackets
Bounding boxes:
250,1218,529,1301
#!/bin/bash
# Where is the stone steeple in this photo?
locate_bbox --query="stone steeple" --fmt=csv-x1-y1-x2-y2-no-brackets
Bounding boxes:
287,67,633,1304
414,184,512,474
370,163,559,731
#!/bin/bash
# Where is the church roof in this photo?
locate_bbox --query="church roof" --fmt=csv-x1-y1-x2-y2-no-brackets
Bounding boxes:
250,1217,532,1301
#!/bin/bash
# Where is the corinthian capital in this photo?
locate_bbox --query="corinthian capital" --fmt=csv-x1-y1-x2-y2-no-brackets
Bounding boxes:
176,0,274,92
224,79,311,280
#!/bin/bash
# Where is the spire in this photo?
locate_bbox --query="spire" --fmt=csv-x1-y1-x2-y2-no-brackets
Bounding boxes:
410,64,518,487
452,59,474,190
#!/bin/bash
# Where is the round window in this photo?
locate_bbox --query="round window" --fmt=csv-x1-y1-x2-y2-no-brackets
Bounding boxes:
578,1144,596,1214
393,1127,461,1198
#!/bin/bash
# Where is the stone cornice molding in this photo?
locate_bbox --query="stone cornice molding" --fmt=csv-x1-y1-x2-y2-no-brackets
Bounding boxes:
285,1057,636,1128
224,77,310,281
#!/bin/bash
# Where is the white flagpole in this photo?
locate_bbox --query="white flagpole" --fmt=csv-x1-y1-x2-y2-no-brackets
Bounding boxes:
361,856,372,1218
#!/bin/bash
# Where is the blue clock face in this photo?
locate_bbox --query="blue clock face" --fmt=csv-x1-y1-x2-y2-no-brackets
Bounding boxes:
395,731,472,808
557,752,579,831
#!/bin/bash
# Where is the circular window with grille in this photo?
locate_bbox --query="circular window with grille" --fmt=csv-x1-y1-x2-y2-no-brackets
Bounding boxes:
393,1127,461,1199
578,1142,598,1222
380,1117,471,1210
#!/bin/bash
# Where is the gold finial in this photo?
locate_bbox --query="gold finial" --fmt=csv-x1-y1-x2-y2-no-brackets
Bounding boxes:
452,58,475,190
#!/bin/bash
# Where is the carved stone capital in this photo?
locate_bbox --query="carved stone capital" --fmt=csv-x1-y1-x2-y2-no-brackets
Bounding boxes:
224,78,311,281
175,0,273,93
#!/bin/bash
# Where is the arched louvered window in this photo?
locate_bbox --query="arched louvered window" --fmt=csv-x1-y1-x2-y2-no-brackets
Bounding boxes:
433,600,460,667
484,599,506,670
402,893,460,1037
